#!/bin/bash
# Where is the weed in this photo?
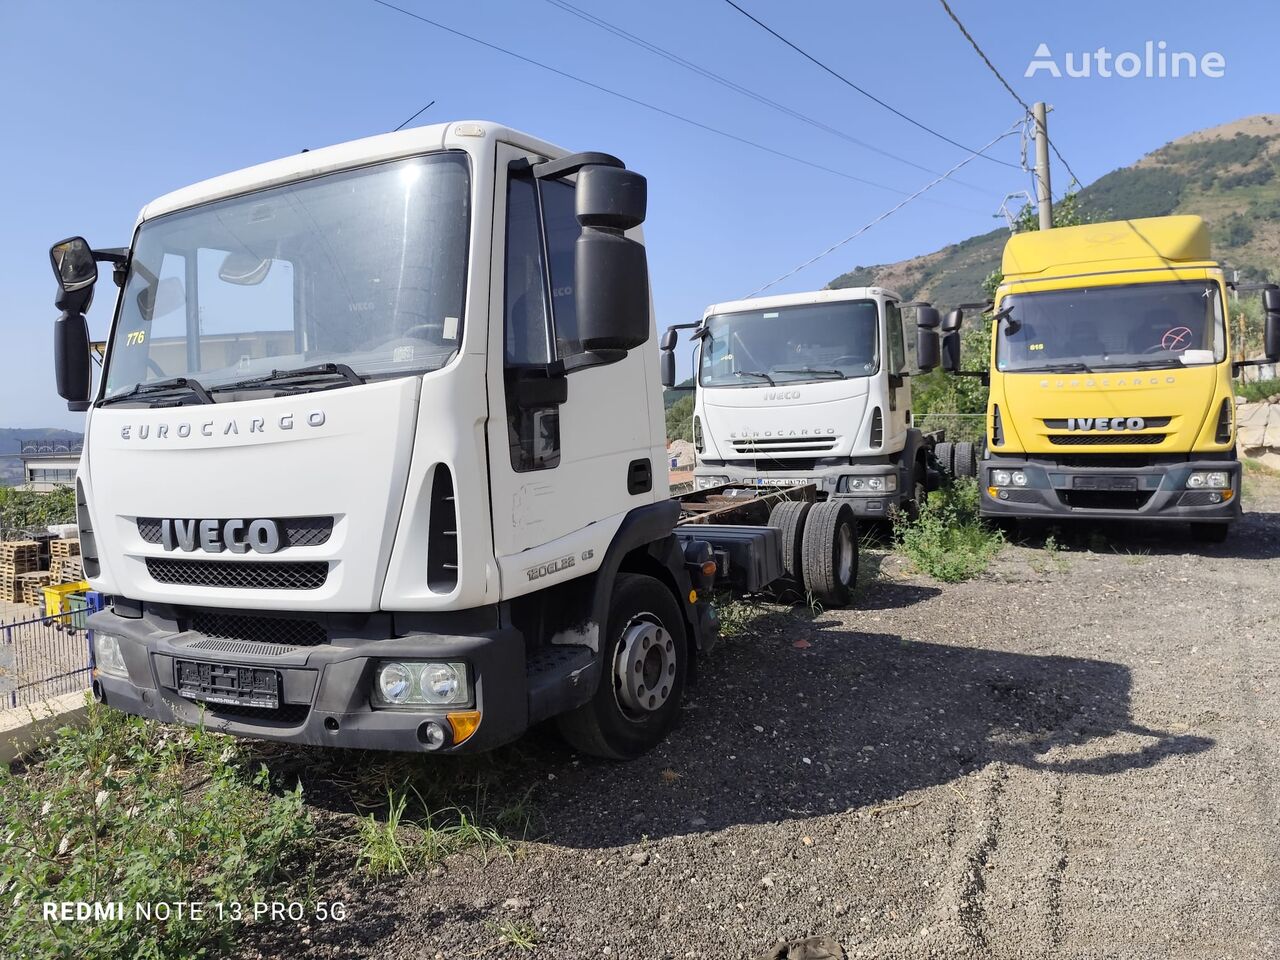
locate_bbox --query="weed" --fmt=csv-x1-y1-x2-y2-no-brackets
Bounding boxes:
357,788,413,877
894,478,1004,583
715,594,765,638
491,918,540,950
0,700,314,959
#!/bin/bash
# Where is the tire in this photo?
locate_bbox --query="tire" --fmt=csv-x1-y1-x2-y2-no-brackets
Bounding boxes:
953,441,977,478
768,499,812,586
1190,522,1230,544
901,459,928,522
801,502,858,609
557,573,688,760
935,441,955,479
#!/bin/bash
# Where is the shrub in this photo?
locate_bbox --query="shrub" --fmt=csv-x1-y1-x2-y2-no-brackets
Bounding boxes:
0,702,314,959
1238,379,1280,403
895,478,1003,583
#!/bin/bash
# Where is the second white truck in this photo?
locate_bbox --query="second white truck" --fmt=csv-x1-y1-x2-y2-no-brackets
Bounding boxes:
661,288,943,519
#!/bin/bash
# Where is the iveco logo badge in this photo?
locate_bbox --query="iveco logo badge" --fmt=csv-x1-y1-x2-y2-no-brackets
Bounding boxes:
162,518,283,554
763,390,801,401
1067,417,1146,431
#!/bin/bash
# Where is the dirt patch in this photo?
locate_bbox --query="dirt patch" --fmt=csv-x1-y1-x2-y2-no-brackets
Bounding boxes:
236,480,1280,960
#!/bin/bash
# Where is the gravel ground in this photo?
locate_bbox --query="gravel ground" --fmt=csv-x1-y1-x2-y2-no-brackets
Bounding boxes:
241,474,1280,960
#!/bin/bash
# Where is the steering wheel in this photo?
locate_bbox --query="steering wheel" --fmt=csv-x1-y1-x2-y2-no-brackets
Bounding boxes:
828,356,862,366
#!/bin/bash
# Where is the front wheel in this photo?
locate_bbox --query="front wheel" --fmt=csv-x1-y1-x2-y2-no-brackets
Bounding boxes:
557,573,689,759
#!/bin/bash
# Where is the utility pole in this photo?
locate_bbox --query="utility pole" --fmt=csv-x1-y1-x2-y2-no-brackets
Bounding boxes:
1033,102,1053,230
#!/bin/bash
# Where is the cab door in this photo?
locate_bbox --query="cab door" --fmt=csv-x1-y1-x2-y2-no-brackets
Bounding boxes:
484,143,655,595
884,300,911,445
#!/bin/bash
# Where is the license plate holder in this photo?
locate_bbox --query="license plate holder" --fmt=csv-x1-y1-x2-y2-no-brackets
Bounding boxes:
1071,475,1138,492
176,660,280,709
750,477,813,487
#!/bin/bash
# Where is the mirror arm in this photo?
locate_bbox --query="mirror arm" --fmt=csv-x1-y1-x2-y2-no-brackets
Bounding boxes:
532,151,625,181
92,247,128,266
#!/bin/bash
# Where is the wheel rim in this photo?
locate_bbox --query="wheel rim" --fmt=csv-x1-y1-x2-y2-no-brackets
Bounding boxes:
613,617,677,718
836,522,855,585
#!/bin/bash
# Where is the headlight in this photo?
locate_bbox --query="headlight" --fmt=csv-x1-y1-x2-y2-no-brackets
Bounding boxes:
695,475,728,490
840,474,896,493
373,661,470,707
990,469,1027,487
1186,471,1231,490
93,633,128,678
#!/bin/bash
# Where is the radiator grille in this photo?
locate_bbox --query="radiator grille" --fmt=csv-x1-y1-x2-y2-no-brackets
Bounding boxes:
146,558,328,590
1048,434,1166,446
137,516,333,547
731,436,839,454
191,612,326,647
204,702,311,725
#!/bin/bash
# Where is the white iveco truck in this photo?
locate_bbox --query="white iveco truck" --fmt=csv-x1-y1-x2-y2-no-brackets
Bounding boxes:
661,288,943,518
49,121,853,759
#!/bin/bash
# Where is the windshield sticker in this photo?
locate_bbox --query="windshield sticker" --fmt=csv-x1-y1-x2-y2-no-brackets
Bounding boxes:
443,316,459,340
1180,349,1214,365
393,345,415,363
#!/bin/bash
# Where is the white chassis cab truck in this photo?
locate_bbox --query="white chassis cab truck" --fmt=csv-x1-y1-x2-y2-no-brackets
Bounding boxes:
660,288,944,521
47,121,850,759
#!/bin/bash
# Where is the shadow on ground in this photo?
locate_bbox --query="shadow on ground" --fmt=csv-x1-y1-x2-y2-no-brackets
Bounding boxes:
1006,506,1280,560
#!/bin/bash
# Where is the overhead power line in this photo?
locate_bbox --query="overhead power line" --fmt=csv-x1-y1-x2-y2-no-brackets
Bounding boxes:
540,0,988,194
720,0,1020,169
394,98,435,132
745,121,1024,298
366,0,987,209
935,0,1084,190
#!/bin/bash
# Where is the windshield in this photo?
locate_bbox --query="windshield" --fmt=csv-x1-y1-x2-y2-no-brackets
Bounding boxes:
102,152,470,401
996,279,1225,373
698,300,880,386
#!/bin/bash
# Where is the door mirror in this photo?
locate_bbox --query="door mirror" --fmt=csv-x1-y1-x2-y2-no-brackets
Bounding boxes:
660,349,677,387
916,307,940,372
942,308,963,335
574,164,650,354
941,332,962,373
1264,288,1280,361
660,326,678,352
54,311,92,410
50,237,97,293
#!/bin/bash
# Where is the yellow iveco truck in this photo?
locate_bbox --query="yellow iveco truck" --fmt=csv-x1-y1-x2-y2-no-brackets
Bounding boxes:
947,214,1280,542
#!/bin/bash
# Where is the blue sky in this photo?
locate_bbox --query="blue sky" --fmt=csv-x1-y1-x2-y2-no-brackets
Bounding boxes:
2,0,1275,428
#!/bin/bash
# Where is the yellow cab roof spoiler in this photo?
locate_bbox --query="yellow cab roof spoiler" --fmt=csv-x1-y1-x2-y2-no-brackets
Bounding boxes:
1001,215,1216,284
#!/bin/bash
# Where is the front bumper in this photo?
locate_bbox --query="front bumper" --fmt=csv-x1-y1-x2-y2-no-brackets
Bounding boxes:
694,463,903,516
87,606,533,753
978,456,1241,524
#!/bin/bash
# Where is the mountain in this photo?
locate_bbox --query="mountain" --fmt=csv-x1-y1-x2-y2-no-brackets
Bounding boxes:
0,428,83,487
828,114,1280,307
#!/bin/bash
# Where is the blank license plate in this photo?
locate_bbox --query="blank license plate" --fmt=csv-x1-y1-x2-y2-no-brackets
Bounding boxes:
751,478,813,487
1072,475,1138,492
177,660,279,709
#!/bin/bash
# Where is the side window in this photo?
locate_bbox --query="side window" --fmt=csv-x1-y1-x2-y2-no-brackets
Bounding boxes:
538,179,581,357
886,301,906,374
503,172,559,472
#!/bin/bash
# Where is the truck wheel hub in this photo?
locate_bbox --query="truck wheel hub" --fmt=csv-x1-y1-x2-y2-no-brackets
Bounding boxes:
614,619,676,715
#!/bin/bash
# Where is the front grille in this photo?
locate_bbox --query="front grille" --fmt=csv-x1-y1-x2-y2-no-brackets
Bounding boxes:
1052,454,1159,468
203,702,311,725
146,558,328,590
1042,417,1171,429
726,458,819,470
1048,434,1166,446
191,612,326,647
731,436,839,454
1057,490,1154,511
137,516,333,547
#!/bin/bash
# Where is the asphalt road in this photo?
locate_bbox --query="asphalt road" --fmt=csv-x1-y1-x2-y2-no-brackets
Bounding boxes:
243,473,1280,960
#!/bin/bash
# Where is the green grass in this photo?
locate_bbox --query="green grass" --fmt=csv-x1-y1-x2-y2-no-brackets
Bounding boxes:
0,700,314,959
491,919,541,951
1237,379,1280,403
894,479,1004,583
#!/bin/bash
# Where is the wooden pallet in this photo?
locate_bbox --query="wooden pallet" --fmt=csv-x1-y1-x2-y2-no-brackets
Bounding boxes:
17,571,53,606
50,555,85,585
0,540,39,574
49,538,81,560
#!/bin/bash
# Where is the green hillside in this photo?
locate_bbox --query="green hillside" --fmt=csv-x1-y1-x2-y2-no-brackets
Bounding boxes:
828,114,1280,307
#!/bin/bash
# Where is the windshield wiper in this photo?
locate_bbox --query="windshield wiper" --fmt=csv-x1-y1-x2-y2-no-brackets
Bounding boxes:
101,376,213,406
1034,361,1094,373
733,370,776,385
1093,358,1185,370
211,362,366,393
773,367,847,380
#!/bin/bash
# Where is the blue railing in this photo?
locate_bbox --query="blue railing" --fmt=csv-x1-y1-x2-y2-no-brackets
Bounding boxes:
1,598,101,710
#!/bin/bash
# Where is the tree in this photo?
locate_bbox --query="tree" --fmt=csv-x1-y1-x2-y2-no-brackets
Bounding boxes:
665,395,694,443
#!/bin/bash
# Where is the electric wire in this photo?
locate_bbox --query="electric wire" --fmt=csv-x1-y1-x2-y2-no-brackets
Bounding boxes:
720,0,1020,169
539,0,988,194
394,98,436,132
745,120,1024,297
367,0,987,206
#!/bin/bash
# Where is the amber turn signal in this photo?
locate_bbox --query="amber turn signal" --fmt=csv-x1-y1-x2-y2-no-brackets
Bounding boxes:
446,710,481,745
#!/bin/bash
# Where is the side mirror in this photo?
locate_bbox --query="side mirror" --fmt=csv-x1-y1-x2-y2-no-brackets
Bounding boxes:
1265,288,1280,362
941,332,962,373
942,308,963,335
660,349,677,387
54,311,92,410
574,164,650,355
659,327,678,352
50,237,97,293
916,306,940,372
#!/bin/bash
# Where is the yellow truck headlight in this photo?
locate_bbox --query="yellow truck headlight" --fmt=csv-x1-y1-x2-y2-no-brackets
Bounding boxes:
1186,471,1230,490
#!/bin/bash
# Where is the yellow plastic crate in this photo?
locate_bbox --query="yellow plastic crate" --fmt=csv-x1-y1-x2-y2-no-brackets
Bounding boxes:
41,580,91,619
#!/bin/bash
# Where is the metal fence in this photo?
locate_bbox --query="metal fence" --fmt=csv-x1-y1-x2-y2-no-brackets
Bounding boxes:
0,608,95,710
914,413,987,445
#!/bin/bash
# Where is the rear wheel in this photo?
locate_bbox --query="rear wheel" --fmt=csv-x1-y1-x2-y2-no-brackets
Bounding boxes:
801,502,858,608
768,500,812,597
953,441,977,478
1190,522,1230,544
935,441,955,480
557,573,688,760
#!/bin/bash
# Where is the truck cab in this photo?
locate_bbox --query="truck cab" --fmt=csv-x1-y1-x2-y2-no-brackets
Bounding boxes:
957,215,1280,540
661,287,937,519
48,121,721,758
